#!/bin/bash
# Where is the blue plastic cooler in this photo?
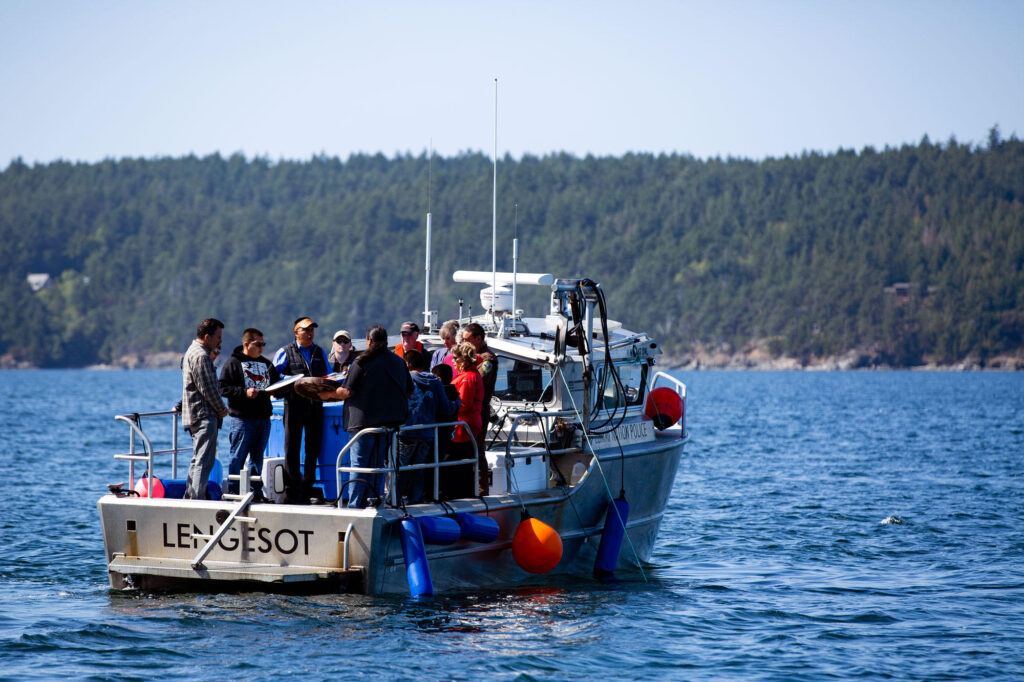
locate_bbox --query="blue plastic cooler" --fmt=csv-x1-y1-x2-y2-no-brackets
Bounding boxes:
267,399,350,500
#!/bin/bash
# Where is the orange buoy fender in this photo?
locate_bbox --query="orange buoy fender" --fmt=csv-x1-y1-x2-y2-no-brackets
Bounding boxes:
645,387,683,430
512,516,563,574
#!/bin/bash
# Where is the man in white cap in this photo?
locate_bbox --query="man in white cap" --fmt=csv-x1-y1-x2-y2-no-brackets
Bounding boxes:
328,329,358,377
273,316,330,504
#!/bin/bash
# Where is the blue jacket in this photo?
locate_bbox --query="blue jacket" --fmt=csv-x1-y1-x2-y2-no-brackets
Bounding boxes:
404,371,460,442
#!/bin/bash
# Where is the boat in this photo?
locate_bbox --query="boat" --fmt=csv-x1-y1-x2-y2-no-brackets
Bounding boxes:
97,270,689,594
99,84,687,593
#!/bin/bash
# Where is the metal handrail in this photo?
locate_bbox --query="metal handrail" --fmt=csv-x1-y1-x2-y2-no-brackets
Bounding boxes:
342,523,354,570
111,446,186,459
650,370,687,398
191,491,255,569
113,410,192,488
495,409,584,492
395,420,481,504
113,415,155,497
334,422,479,508
223,455,263,502
501,408,579,457
649,371,687,437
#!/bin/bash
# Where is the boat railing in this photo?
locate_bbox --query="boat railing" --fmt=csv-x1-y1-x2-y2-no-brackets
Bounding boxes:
495,409,583,488
649,371,687,436
650,370,687,399
335,421,479,508
502,408,580,453
112,410,189,497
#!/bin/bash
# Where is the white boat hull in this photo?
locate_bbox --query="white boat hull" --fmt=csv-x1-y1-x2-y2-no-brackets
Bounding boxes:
98,430,686,595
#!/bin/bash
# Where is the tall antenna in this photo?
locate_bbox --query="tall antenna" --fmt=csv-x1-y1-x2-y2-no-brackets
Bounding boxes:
512,202,519,323
423,140,435,331
491,78,498,324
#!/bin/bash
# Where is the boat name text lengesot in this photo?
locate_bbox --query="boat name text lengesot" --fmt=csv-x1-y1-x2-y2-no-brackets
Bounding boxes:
162,522,315,555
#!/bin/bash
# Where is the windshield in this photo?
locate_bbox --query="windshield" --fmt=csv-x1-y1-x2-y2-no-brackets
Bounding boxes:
493,356,554,404
599,362,648,409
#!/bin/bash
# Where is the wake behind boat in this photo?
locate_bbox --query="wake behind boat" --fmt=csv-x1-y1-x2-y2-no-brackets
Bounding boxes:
97,273,688,594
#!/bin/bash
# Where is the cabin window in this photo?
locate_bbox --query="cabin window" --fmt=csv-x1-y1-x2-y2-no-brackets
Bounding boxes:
494,358,553,404
599,363,648,408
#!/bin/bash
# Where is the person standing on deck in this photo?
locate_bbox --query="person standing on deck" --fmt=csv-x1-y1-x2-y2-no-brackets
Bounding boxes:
430,320,460,370
394,321,423,358
332,325,412,508
328,329,359,377
445,343,484,500
182,318,229,500
399,349,460,504
430,362,459,499
273,317,330,504
461,322,498,496
219,328,279,501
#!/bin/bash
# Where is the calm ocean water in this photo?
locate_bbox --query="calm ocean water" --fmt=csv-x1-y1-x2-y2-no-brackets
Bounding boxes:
0,369,1022,680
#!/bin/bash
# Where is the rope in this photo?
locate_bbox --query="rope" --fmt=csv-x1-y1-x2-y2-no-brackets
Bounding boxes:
546,430,592,544
555,364,647,583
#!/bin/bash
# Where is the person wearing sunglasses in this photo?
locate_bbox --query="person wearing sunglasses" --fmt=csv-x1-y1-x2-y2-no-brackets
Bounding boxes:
328,329,360,378
219,328,280,502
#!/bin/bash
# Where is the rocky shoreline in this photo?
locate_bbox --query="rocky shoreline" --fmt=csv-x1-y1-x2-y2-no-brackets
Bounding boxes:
662,344,1024,371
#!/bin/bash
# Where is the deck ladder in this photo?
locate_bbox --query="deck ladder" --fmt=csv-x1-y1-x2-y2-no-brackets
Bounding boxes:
191,456,264,570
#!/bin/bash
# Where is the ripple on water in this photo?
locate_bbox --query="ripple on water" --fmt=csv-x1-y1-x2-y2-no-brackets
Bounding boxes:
1,370,1023,679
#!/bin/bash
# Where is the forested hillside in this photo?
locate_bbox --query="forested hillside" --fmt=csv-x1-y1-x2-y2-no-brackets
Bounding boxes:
1,131,1021,368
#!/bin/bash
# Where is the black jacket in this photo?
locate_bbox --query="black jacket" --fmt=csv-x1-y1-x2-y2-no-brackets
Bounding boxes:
279,341,329,408
219,345,281,419
342,350,413,431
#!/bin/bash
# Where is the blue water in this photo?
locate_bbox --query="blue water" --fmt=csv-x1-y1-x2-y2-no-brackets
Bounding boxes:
1,369,1022,680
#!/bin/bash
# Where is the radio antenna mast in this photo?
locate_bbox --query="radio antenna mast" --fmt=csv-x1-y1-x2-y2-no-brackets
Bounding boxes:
423,140,435,331
491,78,498,325
511,202,519,324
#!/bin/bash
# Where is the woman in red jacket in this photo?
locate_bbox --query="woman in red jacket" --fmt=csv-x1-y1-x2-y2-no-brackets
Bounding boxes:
444,342,483,499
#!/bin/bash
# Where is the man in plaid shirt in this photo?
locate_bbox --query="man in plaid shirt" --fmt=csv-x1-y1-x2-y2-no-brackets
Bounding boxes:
182,318,230,499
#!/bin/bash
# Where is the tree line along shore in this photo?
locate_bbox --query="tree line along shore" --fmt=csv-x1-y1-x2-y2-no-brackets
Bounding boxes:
1,129,1021,370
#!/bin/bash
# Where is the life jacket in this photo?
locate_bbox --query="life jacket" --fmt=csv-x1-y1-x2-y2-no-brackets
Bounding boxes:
394,341,423,358
283,342,328,377
283,342,327,405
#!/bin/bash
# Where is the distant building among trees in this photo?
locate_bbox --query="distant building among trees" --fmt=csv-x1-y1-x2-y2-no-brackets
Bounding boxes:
26,273,52,292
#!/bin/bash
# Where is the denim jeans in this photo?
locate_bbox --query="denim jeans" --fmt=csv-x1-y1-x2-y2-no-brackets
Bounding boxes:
347,431,389,508
185,416,219,500
228,417,271,495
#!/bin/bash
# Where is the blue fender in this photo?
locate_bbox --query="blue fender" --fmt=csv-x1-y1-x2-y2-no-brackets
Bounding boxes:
418,516,461,544
594,495,630,580
400,517,433,596
455,513,500,543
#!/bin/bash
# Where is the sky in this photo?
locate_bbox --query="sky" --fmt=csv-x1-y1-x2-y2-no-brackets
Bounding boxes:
1,1,1022,166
